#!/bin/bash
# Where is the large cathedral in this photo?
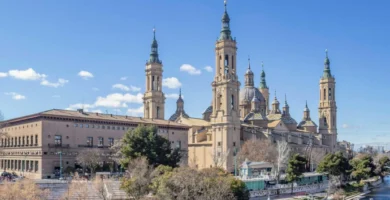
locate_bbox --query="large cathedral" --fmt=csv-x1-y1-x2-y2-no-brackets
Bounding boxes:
143,2,343,171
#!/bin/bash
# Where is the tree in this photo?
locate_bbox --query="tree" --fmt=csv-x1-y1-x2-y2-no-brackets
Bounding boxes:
349,154,375,182
286,154,307,194
63,178,89,200
276,140,290,184
121,125,181,168
120,157,152,200
150,165,174,196
316,151,350,180
76,148,103,176
0,179,49,200
236,139,277,165
373,154,390,178
310,147,327,170
92,178,109,200
211,149,230,168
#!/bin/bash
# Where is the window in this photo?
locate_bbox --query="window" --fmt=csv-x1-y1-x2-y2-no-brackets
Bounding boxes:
85,124,89,128
176,141,181,149
157,76,160,91
80,124,83,128
117,126,120,130
233,142,236,147
30,135,33,145
324,117,327,126
152,76,155,90
157,106,160,118
102,125,105,129
323,88,326,100
108,138,114,146
232,55,234,70
172,132,174,135
98,137,104,146
55,135,62,145
26,137,29,145
218,142,221,146
87,137,93,147
108,126,111,130
74,124,78,127
231,95,234,110
328,88,332,100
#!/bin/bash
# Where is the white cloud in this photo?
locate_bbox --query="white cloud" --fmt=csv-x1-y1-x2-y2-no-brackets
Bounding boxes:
5,92,26,100
112,84,141,92
40,78,69,88
66,103,95,111
165,93,184,99
162,77,182,89
204,66,213,72
127,106,144,117
92,87,99,91
8,68,46,80
0,72,7,78
120,77,128,81
94,93,143,108
342,124,349,129
91,109,103,113
180,64,201,75
52,95,61,98
78,70,94,80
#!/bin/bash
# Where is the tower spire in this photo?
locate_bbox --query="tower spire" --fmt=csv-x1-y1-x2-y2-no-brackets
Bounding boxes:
245,55,254,86
322,49,332,78
248,56,251,69
219,0,233,41
148,27,161,64
260,61,268,89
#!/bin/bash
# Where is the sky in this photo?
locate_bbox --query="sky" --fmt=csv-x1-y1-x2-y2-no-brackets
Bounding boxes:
0,0,389,147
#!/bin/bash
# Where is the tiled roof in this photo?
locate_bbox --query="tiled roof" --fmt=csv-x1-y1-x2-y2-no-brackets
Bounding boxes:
267,113,297,125
298,120,318,128
179,117,211,127
3,109,189,129
267,120,281,128
243,111,267,122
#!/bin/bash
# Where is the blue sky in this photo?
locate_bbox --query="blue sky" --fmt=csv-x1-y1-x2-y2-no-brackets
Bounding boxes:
0,0,389,146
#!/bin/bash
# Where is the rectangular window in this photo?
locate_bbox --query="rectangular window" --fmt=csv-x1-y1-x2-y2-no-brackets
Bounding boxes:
87,137,93,147
30,136,33,145
26,137,29,145
108,138,114,146
85,124,89,128
35,135,38,145
55,135,62,145
218,142,221,146
74,124,78,127
328,88,332,100
80,124,83,128
176,141,181,149
98,137,104,146
233,142,236,147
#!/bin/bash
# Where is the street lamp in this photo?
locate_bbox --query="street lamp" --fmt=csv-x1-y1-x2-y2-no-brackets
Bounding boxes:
234,147,238,176
57,151,63,179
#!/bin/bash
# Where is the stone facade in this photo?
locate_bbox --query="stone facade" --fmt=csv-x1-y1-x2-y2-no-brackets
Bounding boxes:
0,109,188,179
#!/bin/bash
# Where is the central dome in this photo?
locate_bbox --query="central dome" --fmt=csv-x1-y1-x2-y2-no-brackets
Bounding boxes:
240,86,265,102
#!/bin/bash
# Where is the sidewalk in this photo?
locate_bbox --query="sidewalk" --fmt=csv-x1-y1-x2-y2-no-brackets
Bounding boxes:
251,192,327,200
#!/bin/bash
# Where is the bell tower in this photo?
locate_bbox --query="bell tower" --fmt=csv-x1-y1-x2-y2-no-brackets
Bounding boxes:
210,0,241,172
318,49,337,151
143,28,165,119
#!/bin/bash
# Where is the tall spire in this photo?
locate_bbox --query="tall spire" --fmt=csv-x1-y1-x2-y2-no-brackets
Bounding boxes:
147,27,161,64
259,61,268,89
245,55,254,86
284,94,289,107
248,56,251,69
322,49,332,78
219,0,233,41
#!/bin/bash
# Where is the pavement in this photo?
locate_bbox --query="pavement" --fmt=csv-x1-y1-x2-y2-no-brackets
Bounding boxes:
251,192,327,200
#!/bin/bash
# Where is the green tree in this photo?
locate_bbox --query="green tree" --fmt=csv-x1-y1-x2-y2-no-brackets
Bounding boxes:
121,125,181,168
316,151,350,180
349,154,375,182
374,155,390,178
286,154,307,194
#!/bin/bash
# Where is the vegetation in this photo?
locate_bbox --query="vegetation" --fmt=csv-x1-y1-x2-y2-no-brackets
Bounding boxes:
349,154,375,182
316,151,350,179
286,154,307,194
76,148,103,176
121,125,181,168
0,179,49,200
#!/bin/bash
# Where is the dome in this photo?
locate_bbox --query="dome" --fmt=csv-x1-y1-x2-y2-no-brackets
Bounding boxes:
245,68,253,75
240,86,264,102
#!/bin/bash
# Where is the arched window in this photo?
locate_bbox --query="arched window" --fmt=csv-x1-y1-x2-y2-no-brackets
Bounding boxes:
232,55,234,71
157,106,160,119
324,117,327,126
152,76,155,91
157,76,160,91
231,95,234,110
323,88,326,100
328,88,332,100
224,55,229,74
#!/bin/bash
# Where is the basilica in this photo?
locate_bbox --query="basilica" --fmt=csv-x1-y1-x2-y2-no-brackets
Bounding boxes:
143,2,346,171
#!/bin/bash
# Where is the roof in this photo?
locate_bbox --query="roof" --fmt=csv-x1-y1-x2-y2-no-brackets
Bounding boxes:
243,111,267,122
2,109,189,129
268,120,281,128
178,117,211,127
298,120,318,128
169,111,189,121
267,113,297,125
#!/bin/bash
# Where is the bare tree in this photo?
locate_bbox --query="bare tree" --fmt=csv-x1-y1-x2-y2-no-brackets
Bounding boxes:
0,179,49,200
276,140,290,184
237,138,277,165
310,147,327,170
327,175,342,197
93,177,108,200
76,148,103,176
121,157,152,200
62,180,89,200
109,139,123,163
210,149,230,168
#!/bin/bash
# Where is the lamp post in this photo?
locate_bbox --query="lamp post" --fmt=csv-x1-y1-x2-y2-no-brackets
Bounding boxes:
57,151,63,179
234,147,237,176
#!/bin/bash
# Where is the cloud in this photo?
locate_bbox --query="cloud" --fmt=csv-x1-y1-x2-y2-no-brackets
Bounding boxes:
127,106,144,117
78,70,94,80
8,68,46,80
5,92,26,100
52,95,61,98
120,77,128,81
0,72,7,78
204,66,213,72
180,64,201,75
40,78,69,88
342,124,349,129
112,84,141,92
66,103,95,111
91,109,103,113
94,93,143,108
92,87,99,91
165,93,184,99
163,77,182,89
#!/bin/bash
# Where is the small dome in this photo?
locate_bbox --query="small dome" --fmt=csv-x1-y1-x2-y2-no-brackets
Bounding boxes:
304,107,310,112
261,70,265,78
245,68,253,75
251,96,260,102
240,86,264,102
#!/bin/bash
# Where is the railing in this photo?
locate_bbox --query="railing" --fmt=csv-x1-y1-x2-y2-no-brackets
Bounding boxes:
48,144,70,148
78,144,111,148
